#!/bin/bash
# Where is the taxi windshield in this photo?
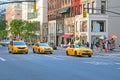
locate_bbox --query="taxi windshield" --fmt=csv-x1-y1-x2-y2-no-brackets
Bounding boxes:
14,41,26,45
74,45,85,48
39,43,49,46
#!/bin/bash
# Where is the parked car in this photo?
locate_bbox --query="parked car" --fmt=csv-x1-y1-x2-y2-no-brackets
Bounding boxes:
66,44,93,57
48,42,57,50
33,42,53,54
8,40,28,54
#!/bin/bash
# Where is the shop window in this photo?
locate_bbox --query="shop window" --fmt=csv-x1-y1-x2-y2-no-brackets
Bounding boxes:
57,24,64,33
91,20,106,32
80,36,87,45
80,21,87,32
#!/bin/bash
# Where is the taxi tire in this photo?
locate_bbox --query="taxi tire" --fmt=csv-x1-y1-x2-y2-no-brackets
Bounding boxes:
50,53,53,54
66,51,69,56
74,51,77,57
25,52,28,54
8,48,11,53
8,50,11,53
39,49,41,54
33,49,35,53
88,55,92,57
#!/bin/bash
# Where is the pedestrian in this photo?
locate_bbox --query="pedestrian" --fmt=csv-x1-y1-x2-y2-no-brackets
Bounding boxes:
85,42,89,47
91,42,93,50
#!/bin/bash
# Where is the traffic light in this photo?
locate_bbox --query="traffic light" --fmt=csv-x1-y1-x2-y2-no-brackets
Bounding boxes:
83,10,87,18
33,1,36,12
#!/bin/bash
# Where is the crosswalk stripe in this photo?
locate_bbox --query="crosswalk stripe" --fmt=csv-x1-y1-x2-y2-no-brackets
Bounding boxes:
0,57,6,61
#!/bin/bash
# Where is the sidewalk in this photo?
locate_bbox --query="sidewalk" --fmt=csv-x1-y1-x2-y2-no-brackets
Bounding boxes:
57,47,66,50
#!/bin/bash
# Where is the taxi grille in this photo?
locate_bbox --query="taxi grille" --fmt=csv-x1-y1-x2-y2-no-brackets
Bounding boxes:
44,48,51,51
83,50,90,52
17,47,26,49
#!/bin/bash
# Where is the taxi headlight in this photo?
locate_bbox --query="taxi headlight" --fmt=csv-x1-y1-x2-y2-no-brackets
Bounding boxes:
25,47,28,50
14,47,18,50
41,48,44,50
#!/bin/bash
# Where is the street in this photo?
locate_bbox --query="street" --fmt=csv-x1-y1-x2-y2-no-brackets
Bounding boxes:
0,46,120,80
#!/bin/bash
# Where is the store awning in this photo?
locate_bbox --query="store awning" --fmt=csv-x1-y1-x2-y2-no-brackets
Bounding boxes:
58,7,70,14
61,34,73,38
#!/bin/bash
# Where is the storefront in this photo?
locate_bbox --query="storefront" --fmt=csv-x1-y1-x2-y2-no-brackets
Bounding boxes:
75,14,108,47
56,19,64,46
48,20,56,44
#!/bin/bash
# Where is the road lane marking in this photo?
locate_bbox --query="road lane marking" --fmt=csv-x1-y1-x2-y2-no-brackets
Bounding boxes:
0,57,6,61
84,61,111,65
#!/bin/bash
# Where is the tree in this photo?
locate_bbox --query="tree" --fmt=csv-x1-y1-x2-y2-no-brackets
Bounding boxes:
0,19,8,39
0,19,7,30
0,30,8,39
22,21,39,45
10,19,24,38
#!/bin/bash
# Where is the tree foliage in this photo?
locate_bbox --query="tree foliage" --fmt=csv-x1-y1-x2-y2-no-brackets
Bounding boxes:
0,19,7,30
10,19,24,37
9,19,39,42
0,30,8,39
0,19,8,39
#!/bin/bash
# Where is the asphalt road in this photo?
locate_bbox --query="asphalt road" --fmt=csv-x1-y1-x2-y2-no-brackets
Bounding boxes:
0,46,120,80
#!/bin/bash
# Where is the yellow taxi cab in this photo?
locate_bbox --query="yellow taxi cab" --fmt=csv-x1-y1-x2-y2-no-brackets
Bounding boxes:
32,42,53,54
66,44,93,57
8,40,28,54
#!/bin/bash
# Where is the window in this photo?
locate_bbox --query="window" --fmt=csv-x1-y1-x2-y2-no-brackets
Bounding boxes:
101,1,106,14
91,20,106,32
87,3,90,13
92,1,95,14
80,21,87,32
15,3,21,8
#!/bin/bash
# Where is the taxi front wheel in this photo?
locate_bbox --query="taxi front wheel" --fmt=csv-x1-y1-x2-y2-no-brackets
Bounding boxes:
74,51,77,56
66,51,69,55
88,55,92,57
25,52,28,54
33,49,35,53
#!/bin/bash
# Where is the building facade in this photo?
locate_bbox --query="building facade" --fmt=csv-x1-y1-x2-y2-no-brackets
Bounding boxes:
107,0,120,46
48,0,62,46
75,0,108,46
5,3,22,25
22,0,48,42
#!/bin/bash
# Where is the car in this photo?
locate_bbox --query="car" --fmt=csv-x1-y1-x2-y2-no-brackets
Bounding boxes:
66,44,93,57
8,40,28,54
32,42,53,54
48,42,57,50
0,40,10,46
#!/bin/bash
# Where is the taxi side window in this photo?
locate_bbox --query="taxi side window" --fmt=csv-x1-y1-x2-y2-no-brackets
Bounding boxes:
10,41,13,45
35,44,39,46
70,45,74,48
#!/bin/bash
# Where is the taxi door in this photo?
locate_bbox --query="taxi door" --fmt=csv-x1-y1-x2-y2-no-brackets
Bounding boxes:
34,44,39,52
8,41,14,52
68,45,74,55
